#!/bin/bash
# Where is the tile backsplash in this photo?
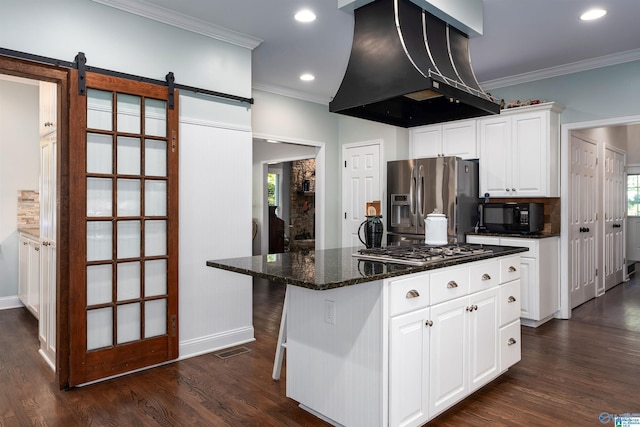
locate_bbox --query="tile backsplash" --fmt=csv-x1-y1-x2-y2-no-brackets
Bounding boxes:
17,190,39,228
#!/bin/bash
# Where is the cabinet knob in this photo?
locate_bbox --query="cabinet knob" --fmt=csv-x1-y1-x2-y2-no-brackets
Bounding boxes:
512,188,517,192
406,289,420,299
507,338,517,346
481,273,491,281
508,266,517,272
42,241,50,246
466,306,473,312
505,188,510,192
447,281,458,289
35,246,40,251
425,320,433,327
508,296,517,303
473,304,478,311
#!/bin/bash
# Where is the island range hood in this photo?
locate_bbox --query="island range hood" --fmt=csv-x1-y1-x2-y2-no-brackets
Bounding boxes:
329,0,499,127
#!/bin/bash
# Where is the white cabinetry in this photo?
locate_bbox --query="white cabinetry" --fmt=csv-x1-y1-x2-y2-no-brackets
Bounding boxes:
388,257,518,426
39,128,57,370
39,81,57,136
478,102,563,197
18,233,40,319
410,119,477,159
467,235,560,327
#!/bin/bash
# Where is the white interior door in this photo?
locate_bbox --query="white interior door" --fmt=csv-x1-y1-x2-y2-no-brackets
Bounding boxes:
603,146,626,291
569,134,598,308
342,142,382,248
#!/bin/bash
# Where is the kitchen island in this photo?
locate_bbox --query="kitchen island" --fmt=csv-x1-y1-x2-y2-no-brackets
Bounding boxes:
207,245,527,427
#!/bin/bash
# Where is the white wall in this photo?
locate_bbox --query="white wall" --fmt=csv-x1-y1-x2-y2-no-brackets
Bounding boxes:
2,0,251,98
490,61,640,125
0,79,40,299
178,93,254,357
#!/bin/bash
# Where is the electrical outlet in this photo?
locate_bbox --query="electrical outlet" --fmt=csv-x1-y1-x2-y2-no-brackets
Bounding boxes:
324,300,336,325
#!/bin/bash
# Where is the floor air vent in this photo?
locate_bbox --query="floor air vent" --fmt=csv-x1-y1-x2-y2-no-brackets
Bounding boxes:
213,346,252,360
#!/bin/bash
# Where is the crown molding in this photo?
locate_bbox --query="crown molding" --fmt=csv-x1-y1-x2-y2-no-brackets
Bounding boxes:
481,48,640,90
91,0,262,50
252,81,331,106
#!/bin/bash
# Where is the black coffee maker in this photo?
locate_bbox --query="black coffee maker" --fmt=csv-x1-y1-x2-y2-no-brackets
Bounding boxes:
358,215,384,248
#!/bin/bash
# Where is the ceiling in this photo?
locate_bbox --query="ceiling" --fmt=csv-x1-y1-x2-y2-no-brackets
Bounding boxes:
99,0,640,105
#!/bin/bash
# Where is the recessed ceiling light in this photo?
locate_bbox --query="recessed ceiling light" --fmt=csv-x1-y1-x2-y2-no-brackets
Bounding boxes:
580,8,607,21
295,9,316,23
300,73,315,82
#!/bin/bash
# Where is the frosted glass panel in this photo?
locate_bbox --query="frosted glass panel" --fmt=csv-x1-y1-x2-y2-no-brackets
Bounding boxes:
145,180,166,216
145,220,166,256
117,94,141,134
87,221,112,262
145,140,166,177
117,261,140,301
117,303,141,344
87,89,113,131
87,307,113,350
145,259,167,296
145,99,166,137
117,179,140,216
145,299,166,338
117,136,141,175
87,264,112,305
87,178,112,216
117,220,140,259
86,133,112,174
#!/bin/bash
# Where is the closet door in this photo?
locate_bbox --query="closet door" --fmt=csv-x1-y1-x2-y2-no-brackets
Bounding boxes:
68,71,179,385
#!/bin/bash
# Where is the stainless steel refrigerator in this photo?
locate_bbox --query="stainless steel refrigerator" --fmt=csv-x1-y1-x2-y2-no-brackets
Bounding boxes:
387,156,480,245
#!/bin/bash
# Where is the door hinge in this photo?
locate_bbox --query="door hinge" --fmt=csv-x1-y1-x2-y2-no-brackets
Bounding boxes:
344,160,347,168
344,212,347,219
171,315,177,337
595,268,598,277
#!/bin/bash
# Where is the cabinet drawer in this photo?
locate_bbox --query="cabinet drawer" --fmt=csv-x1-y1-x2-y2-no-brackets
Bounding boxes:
499,320,521,371
500,279,521,326
389,273,430,317
469,260,500,293
500,256,521,283
430,266,469,305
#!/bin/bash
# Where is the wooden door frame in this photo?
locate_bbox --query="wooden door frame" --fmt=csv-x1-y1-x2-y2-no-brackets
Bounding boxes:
0,55,70,389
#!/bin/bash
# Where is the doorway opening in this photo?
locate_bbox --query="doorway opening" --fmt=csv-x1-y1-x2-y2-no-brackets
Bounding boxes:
252,137,323,256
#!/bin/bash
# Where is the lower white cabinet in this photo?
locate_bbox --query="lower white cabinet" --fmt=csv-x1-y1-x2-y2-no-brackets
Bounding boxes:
388,257,518,426
18,233,40,319
467,235,560,327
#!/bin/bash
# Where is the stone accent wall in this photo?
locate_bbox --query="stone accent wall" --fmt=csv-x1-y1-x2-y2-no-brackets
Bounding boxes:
17,190,39,228
290,159,315,242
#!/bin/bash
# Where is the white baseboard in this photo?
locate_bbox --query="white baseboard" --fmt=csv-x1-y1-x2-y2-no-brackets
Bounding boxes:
0,296,24,310
178,326,255,360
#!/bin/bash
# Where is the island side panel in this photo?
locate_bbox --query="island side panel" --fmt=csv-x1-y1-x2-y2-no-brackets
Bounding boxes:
286,281,385,427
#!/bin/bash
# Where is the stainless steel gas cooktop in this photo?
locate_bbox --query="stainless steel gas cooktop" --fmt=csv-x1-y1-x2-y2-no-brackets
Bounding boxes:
353,244,492,266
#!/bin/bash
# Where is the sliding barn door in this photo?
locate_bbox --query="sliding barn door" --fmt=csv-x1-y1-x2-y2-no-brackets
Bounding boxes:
68,72,179,385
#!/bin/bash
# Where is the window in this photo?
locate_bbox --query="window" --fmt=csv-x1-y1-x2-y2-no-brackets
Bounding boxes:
268,172,280,207
628,174,640,216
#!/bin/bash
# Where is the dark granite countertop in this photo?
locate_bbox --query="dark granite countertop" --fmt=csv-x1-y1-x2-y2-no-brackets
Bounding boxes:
467,231,560,239
206,245,528,291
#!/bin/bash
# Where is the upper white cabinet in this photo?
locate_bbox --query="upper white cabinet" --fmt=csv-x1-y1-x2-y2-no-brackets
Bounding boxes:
478,102,563,197
39,81,57,136
410,119,477,159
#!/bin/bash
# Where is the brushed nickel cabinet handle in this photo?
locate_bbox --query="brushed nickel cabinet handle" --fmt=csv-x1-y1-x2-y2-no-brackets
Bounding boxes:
508,266,517,272
508,296,517,303
406,289,420,299
508,338,517,346
447,281,458,289
482,273,491,280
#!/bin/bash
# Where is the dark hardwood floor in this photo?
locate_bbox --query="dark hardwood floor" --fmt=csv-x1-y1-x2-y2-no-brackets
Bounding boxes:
1,275,639,426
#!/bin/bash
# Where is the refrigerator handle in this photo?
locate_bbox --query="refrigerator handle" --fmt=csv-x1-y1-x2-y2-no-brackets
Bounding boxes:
410,166,416,226
418,165,425,217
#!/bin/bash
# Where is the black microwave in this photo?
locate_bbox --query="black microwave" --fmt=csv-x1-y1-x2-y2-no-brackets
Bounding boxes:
478,202,544,234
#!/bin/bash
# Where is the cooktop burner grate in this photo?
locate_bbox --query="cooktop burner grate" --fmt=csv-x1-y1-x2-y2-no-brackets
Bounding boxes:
353,244,492,266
